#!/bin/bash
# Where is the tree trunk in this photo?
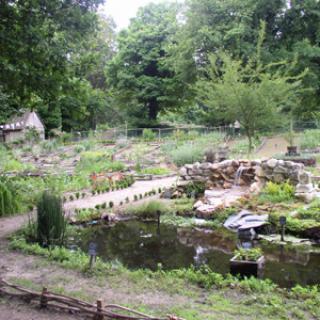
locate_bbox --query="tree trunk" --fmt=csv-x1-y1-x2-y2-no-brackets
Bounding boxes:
148,98,158,120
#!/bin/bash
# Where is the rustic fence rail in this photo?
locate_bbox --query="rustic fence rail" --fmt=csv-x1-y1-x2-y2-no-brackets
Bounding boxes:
0,278,183,320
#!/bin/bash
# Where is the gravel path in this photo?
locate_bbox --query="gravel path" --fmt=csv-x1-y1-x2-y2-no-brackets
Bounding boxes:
64,176,177,211
255,136,289,158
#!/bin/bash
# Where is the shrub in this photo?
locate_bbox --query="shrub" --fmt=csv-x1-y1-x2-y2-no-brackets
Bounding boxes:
101,203,107,209
75,192,80,199
142,128,156,142
259,181,295,203
0,178,21,216
109,201,114,208
95,204,101,210
37,192,66,246
69,195,74,201
128,200,169,220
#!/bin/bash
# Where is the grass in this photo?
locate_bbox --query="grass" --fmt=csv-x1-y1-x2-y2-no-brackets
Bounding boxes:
126,200,169,219
299,129,320,149
162,132,224,166
8,235,320,320
138,167,171,175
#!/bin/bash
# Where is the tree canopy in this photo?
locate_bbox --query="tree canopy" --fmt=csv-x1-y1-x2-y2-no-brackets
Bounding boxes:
0,0,319,132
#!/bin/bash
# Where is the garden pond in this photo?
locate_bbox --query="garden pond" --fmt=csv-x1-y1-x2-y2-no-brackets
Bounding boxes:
70,220,320,288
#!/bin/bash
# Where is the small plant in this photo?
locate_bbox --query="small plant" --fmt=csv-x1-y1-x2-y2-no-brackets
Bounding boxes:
101,203,107,209
158,188,162,194
234,248,263,261
92,190,96,195
259,181,295,203
95,204,101,210
75,192,80,199
125,197,129,203
144,192,148,197
109,201,114,208
139,194,143,199
69,195,74,201
119,201,123,206
142,128,156,142
63,196,67,203
134,195,138,201
81,193,86,198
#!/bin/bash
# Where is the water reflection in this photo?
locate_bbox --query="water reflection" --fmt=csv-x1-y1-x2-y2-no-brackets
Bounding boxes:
72,220,320,288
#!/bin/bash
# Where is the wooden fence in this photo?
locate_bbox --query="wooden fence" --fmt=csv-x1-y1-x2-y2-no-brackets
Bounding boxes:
0,279,183,320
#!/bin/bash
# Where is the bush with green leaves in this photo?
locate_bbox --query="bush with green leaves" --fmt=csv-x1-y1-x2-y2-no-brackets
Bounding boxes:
258,181,295,203
37,191,67,246
0,178,21,216
142,128,157,142
128,200,169,220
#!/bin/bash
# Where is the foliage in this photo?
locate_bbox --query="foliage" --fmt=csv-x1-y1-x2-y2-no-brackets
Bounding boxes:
76,151,124,175
0,177,21,216
138,167,170,176
296,200,320,222
184,182,206,198
259,181,295,203
195,22,307,151
0,0,109,131
127,200,169,220
36,191,67,246
299,129,320,149
162,132,225,166
107,2,186,125
142,129,157,142
234,248,263,262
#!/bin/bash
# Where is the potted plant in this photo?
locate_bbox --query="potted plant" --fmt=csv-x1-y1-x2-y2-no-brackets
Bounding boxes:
230,247,265,278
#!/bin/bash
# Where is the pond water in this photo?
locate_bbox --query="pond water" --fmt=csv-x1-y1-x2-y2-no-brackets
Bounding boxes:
71,220,320,288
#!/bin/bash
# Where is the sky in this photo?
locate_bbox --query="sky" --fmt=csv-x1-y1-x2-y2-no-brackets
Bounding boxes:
100,0,173,31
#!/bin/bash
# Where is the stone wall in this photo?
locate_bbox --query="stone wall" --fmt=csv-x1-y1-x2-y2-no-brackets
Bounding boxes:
179,159,305,193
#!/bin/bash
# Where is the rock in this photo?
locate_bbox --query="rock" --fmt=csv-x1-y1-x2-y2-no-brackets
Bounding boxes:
179,167,187,176
255,166,265,177
223,181,233,189
196,204,218,219
273,173,285,183
295,183,314,193
303,226,320,240
295,192,316,203
298,171,312,185
267,159,278,168
193,200,204,209
274,165,288,174
200,162,211,170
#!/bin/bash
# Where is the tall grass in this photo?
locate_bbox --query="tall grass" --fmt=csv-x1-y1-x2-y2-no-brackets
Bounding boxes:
0,178,21,216
299,129,320,149
37,191,67,246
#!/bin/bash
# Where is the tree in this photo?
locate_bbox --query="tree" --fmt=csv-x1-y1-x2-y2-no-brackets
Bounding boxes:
107,3,187,126
196,23,307,152
0,0,105,130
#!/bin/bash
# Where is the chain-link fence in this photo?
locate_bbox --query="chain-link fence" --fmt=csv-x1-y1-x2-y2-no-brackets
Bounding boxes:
52,120,320,144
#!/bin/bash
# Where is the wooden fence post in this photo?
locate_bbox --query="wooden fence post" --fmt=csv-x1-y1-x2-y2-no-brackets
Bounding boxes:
40,287,48,309
93,299,104,320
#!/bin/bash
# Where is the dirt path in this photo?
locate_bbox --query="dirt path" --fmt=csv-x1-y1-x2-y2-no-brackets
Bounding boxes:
255,136,288,158
64,176,177,211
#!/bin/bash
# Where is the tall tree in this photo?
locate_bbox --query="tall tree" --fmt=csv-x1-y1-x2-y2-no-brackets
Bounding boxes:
107,2,187,126
196,23,307,151
0,0,104,130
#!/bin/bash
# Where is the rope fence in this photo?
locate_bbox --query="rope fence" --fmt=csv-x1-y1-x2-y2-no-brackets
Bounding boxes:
0,278,183,320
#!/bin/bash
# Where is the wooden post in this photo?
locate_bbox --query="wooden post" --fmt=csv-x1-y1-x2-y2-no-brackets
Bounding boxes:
93,299,104,320
40,287,48,309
